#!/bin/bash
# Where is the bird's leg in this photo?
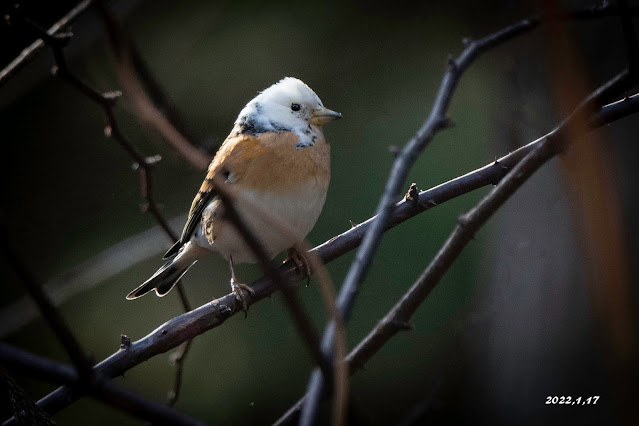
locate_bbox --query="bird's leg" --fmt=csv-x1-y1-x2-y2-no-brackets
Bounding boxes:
228,255,255,316
286,247,311,287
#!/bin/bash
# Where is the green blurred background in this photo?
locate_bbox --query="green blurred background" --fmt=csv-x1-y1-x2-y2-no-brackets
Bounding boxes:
2,0,638,425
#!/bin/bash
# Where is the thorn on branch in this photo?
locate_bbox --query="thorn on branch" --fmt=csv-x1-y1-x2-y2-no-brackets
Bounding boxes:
120,334,131,350
145,154,162,166
405,183,420,203
349,220,359,228
462,37,473,47
54,32,73,45
447,54,458,72
218,303,233,316
391,320,413,331
438,117,455,130
457,213,470,229
389,145,400,158
102,90,122,105
491,158,509,184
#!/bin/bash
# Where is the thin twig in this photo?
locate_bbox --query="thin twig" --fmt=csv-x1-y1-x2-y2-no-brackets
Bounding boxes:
95,0,211,170
166,339,192,406
16,92,639,423
4,8,198,408
297,3,638,423
0,0,93,87
0,343,206,426
6,9,178,247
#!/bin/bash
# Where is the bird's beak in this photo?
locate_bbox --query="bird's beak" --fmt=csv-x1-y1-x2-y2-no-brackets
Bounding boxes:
310,107,342,125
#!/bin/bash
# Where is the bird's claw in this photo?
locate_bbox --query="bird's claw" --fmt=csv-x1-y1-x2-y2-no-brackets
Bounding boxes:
231,279,255,317
286,247,312,286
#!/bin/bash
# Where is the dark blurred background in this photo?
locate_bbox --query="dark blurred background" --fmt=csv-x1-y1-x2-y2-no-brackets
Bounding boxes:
1,0,638,425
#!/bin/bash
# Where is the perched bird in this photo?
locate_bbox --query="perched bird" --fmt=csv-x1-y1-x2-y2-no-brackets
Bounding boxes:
126,77,341,309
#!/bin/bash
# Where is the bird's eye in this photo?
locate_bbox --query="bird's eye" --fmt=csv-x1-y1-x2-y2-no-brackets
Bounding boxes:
291,103,301,112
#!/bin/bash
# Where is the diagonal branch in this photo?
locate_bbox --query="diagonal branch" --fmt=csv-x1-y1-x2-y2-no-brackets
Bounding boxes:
1,234,94,385
346,69,630,374
13,91,638,424
0,0,93,87
275,69,632,426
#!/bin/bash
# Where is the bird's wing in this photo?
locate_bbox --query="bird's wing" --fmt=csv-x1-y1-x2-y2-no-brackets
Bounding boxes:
164,133,274,259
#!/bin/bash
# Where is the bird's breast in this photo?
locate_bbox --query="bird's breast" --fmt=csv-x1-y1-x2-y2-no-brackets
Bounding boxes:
197,131,331,263
233,132,330,194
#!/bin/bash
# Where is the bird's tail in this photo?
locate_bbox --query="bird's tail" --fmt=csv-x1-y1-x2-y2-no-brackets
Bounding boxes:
126,246,198,300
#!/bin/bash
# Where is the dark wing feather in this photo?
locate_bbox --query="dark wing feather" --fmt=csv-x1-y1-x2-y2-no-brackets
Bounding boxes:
163,134,242,258
163,184,217,259
162,192,214,259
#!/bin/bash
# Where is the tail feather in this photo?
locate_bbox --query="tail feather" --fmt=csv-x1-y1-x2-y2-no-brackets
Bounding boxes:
126,258,197,300
163,240,182,260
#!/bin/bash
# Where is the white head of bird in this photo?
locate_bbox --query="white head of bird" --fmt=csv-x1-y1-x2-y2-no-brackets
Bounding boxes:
233,77,341,147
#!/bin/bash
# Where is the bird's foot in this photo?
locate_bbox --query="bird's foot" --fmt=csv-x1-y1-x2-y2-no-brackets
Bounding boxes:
286,247,311,286
231,278,255,318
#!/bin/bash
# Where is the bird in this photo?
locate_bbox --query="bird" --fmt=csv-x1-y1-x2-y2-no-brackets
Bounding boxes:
126,77,341,311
